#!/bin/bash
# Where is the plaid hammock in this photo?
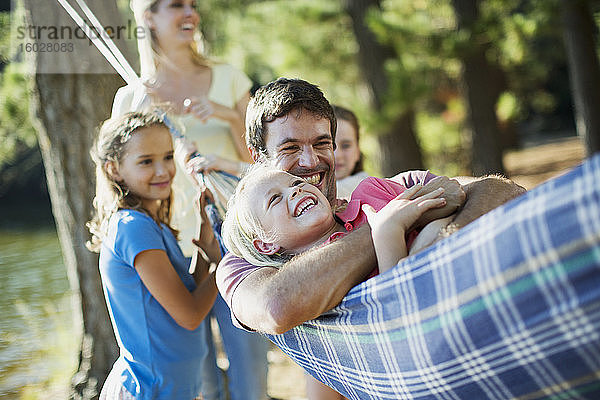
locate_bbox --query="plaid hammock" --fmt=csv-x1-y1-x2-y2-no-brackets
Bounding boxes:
267,153,600,400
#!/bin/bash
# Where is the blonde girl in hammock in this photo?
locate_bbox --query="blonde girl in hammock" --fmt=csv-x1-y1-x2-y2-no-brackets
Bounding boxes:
222,163,454,400
222,163,451,284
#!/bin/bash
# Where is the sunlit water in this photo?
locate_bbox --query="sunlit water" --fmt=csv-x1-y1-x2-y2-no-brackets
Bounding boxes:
0,204,79,399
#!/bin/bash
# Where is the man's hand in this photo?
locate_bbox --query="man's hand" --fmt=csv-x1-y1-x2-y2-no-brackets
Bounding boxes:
410,176,465,228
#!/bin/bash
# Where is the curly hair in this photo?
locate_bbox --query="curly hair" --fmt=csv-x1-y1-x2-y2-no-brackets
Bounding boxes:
86,111,177,252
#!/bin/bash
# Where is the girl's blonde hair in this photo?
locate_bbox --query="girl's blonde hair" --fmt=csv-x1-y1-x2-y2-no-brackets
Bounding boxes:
87,111,177,252
130,0,211,80
221,163,291,267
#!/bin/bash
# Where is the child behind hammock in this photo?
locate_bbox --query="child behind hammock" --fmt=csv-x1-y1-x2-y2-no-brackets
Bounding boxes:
222,163,452,275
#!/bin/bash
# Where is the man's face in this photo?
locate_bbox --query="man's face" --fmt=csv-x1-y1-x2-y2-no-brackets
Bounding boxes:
254,111,336,204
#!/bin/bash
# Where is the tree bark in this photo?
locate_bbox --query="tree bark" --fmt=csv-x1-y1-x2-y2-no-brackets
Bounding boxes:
452,0,505,176
20,0,130,397
561,0,600,156
343,0,424,175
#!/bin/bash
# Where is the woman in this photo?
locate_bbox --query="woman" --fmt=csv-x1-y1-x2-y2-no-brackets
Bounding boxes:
332,105,369,200
111,1,268,399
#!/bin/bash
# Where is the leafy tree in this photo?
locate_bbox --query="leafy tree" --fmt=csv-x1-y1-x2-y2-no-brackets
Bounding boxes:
343,0,424,176
0,63,41,197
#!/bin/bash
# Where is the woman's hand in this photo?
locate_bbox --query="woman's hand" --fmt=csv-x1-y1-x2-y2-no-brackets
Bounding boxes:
183,97,239,124
182,96,252,163
362,185,446,274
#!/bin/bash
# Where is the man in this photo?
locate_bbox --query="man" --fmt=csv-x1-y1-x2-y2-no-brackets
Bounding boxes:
216,78,525,334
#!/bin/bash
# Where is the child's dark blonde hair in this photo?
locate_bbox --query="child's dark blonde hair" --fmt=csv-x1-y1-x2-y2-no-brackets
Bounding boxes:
87,111,176,252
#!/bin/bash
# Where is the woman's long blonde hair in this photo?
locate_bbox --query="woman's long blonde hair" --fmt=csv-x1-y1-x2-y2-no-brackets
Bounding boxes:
130,0,211,80
221,163,291,267
87,111,177,252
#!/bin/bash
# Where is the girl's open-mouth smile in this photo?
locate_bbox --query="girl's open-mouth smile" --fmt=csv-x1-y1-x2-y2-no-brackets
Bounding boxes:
293,195,317,217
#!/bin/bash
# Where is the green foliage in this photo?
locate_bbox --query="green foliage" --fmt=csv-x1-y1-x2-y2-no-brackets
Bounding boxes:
0,11,11,65
0,62,37,170
221,1,360,98
190,0,580,174
0,1,585,179
417,103,468,177
0,7,38,173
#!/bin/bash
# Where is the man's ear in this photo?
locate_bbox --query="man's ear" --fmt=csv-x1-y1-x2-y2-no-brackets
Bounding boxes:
105,161,122,182
252,239,280,255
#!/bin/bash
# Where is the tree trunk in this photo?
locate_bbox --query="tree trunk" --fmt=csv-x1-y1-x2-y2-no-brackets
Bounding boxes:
343,0,424,175
20,0,130,397
452,0,505,176
376,109,422,177
561,0,600,156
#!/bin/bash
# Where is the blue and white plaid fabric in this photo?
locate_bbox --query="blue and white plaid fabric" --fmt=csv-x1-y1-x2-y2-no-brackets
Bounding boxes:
267,153,600,400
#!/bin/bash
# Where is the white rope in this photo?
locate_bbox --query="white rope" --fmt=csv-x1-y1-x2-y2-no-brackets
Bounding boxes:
73,0,139,82
56,0,139,85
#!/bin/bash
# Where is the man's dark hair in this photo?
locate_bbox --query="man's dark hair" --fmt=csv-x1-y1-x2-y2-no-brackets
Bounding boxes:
245,78,336,158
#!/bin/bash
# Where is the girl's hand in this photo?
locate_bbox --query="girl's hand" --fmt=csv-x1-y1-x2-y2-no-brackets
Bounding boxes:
191,188,221,265
362,185,446,273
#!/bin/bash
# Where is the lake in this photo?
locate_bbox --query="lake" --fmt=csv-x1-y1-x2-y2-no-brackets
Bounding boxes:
0,203,79,399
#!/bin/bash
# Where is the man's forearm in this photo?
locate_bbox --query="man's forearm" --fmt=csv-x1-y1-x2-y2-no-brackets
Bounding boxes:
452,175,526,228
232,225,376,334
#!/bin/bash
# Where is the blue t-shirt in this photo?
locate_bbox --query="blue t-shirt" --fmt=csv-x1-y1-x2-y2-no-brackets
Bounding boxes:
99,209,208,399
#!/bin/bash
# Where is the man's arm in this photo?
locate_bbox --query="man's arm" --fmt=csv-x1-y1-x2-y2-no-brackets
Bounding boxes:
450,175,527,229
390,170,526,230
229,225,376,334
